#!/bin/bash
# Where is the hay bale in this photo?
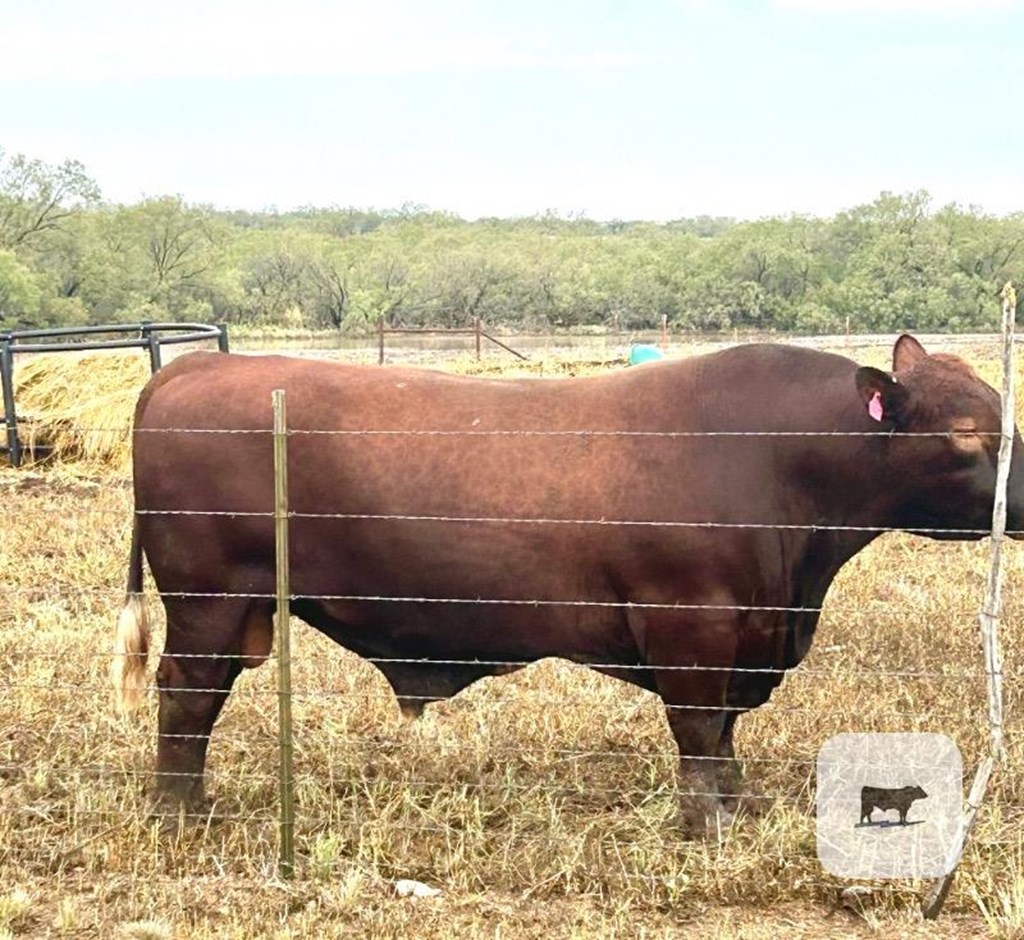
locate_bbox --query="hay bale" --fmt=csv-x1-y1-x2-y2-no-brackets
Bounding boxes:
12,350,150,473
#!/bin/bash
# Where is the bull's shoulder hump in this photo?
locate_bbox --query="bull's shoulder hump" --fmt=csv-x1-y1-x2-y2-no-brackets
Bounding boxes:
705,342,856,373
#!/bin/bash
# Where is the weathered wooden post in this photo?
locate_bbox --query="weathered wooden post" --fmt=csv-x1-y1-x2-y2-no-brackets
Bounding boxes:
272,389,296,878
922,282,1015,918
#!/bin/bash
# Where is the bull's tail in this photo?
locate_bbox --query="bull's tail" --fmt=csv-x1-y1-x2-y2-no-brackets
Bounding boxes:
112,517,150,712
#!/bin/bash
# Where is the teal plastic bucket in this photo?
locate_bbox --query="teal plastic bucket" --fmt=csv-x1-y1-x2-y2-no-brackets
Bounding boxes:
628,344,664,366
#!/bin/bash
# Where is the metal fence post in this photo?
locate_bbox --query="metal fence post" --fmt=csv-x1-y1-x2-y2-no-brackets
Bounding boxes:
140,322,162,373
272,389,296,878
0,337,21,467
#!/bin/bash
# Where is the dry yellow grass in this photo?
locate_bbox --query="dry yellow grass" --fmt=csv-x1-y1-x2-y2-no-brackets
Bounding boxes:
11,350,149,472
1,338,1022,937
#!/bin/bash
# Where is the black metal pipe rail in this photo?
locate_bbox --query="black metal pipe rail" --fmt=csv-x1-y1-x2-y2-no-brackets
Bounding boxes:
0,321,229,467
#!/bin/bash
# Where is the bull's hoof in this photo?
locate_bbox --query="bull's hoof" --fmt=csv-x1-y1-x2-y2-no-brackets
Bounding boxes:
672,798,737,841
720,788,768,820
147,788,214,829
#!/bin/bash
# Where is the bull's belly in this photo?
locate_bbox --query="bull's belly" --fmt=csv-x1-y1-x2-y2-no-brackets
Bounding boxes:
292,592,639,665
290,594,655,708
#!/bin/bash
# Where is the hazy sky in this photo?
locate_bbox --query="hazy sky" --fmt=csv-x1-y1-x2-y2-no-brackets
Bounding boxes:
3,0,1022,220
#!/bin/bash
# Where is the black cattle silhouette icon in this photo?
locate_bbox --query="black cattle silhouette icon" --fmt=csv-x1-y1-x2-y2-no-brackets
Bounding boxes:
859,785,928,826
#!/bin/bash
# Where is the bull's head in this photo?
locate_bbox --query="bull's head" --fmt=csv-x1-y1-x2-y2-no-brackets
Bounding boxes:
855,334,1024,540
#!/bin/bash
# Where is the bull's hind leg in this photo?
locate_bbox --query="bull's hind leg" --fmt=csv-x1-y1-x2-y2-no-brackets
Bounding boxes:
154,597,271,806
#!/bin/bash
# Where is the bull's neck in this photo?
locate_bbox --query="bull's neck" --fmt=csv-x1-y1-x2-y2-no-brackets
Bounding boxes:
769,388,907,549
693,356,907,542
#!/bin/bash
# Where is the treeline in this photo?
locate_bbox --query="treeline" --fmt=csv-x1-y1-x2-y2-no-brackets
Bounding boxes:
1,146,1021,335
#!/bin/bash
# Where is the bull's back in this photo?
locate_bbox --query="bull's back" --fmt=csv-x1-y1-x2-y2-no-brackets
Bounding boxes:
129,347,831,594
132,352,704,513
134,351,696,432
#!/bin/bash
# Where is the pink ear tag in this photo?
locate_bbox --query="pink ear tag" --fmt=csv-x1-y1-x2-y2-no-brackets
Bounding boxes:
868,392,884,422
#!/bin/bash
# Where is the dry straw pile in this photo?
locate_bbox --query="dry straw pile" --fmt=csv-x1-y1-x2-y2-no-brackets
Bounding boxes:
12,350,150,473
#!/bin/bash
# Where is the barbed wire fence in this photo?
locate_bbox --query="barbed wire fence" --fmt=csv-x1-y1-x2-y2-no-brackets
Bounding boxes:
922,282,1015,917
0,315,1019,916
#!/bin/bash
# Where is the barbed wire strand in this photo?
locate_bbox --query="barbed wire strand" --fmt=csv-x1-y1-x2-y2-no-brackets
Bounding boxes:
2,682,1003,723
7,648,1014,681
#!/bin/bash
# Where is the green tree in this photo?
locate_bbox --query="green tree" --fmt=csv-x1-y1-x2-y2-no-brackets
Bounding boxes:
307,253,352,329
825,191,962,331
0,250,41,324
0,148,100,250
108,197,232,321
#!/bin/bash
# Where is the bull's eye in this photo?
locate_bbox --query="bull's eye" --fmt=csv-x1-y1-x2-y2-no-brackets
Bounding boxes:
949,420,983,455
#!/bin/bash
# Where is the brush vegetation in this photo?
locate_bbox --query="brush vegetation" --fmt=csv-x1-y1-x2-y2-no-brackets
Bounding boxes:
1,339,1022,937
1,143,1021,338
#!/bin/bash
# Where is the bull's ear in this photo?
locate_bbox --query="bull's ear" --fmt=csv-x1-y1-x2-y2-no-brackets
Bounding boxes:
893,334,928,372
856,367,909,423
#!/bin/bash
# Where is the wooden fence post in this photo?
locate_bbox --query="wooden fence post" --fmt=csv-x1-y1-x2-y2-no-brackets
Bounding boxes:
272,389,296,879
922,282,1015,917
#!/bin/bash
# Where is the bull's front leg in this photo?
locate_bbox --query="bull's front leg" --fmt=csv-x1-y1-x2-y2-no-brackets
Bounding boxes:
715,706,772,821
645,612,741,839
715,711,746,812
